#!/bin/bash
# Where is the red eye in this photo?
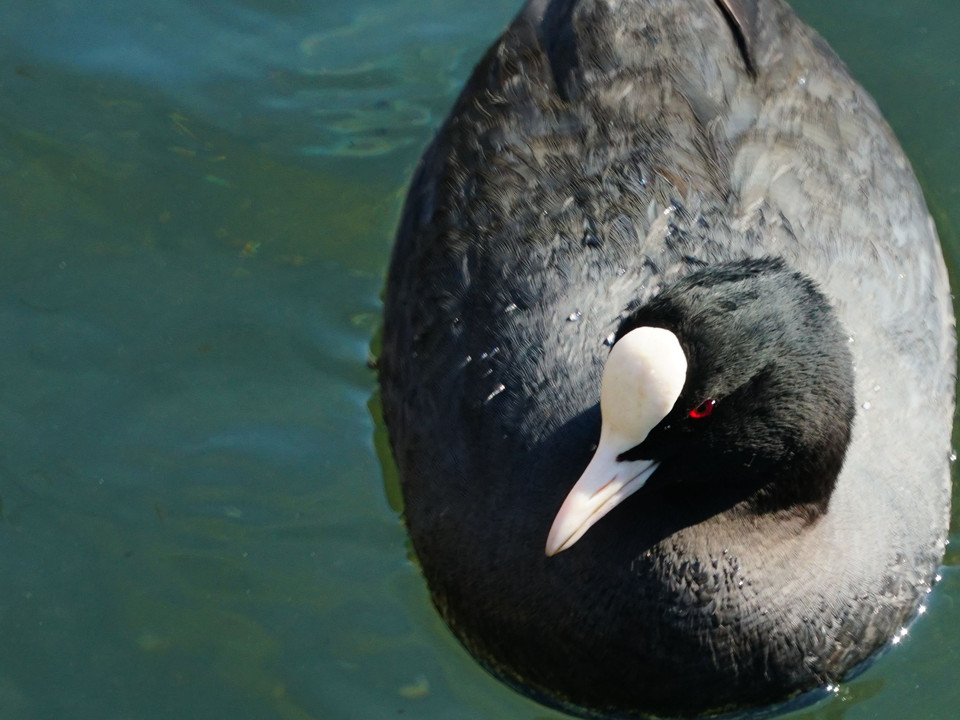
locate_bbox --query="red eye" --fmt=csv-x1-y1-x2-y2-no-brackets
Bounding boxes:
689,399,717,419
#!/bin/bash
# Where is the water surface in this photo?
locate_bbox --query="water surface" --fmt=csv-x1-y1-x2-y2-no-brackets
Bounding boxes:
0,1,958,718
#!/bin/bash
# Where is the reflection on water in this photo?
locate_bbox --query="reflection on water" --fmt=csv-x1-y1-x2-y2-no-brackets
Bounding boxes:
0,0,511,162
0,0,958,719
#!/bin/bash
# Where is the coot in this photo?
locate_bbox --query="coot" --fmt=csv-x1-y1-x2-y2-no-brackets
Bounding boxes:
379,0,956,716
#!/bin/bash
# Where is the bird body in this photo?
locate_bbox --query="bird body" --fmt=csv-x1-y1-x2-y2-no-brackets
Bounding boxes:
378,0,955,715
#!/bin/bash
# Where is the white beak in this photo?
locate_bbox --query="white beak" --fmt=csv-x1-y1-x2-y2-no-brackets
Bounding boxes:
545,327,687,555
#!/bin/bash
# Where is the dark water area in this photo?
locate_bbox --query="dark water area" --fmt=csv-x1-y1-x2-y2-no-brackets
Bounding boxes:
0,1,958,718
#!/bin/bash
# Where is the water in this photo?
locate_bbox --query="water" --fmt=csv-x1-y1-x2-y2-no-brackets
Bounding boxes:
0,0,958,718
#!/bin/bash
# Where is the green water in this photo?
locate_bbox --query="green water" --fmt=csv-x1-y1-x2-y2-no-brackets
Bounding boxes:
0,0,957,718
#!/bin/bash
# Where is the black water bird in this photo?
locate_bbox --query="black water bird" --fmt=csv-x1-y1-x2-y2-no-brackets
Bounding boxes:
379,0,956,716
